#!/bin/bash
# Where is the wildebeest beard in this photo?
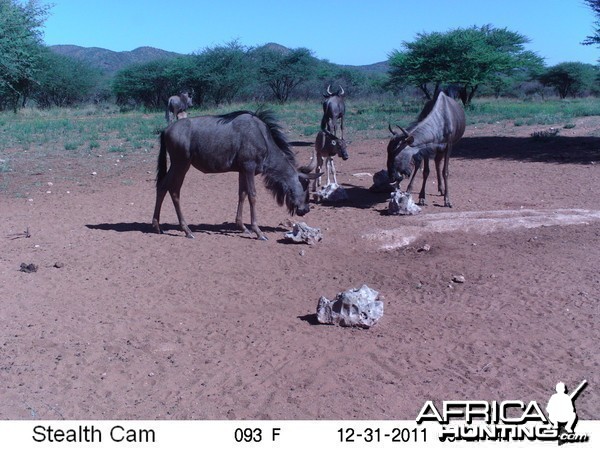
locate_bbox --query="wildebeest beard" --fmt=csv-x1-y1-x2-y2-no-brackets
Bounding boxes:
263,169,301,215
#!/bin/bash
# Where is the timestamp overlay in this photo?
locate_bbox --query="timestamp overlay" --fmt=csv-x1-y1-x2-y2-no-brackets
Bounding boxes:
0,420,598,449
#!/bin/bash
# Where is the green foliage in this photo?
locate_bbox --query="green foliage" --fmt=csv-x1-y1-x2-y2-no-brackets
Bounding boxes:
388,25,544,106
254,47,317,103
467,97,600,125
583,0,600,47
109,42,384,108
112,59,175,109
539,62,599,98
31,48,100,107
0,0,50,111
194,40,253,106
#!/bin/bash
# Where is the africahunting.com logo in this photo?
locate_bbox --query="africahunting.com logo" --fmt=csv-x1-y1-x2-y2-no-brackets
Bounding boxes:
416,380,589,444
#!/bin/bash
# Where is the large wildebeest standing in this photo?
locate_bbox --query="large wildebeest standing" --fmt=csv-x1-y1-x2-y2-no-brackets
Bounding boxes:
152,110,319,240
312,129,348,191
321,85,345,139
165,92,193,123
386,91,465,207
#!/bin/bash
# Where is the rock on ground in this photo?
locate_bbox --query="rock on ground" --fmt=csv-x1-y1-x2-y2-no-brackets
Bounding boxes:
317,284,384,328
284,222,322,245
388,189,421,215
314,183,348,202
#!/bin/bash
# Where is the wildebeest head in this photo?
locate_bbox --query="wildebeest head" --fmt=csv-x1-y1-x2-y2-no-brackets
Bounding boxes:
291,152,321,215
180,91,193,108
386,124,415,183
321,129,349,160
323,84,345,99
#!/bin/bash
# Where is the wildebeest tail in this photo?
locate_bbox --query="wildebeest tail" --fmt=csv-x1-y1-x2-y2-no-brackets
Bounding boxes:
156,131,168,187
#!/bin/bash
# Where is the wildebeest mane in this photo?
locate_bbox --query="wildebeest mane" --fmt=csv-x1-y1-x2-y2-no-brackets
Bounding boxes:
410,90,442,128
217,109,295,165
218,109,299,213
254,109,298,214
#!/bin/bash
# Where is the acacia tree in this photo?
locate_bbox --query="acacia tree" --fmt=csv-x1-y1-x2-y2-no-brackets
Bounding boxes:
583,0,600,46
539,62,598,98
388,25,544,105
193,41,252,106
0,0,50,111
31,48,99,107
112,59,175,109
254,47,316,103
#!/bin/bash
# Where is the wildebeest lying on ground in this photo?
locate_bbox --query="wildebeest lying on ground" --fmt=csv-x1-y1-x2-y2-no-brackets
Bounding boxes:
165,92,193,124
386,91,465,207
152,110,320,240
312,129,349,191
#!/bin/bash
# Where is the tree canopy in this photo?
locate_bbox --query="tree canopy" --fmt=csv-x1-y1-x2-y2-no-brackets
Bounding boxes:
388,25,544,105
539,62,599,98
0,0,50,110
583,0,600,46
254,47,317,103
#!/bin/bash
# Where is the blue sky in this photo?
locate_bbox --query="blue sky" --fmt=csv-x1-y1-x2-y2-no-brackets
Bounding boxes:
40,0,599,66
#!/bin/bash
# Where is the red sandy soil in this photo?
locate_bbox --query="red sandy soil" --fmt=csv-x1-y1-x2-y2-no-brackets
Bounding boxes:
1,117,599,420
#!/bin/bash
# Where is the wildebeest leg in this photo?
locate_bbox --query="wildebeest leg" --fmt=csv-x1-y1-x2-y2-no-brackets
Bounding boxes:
152,161,191,236
442,146,452,207
340,116,344,140
434,152,444,195
170,166,195,238
330,157,338,185
313,155,324,191
238,170,267,240
418,156,430,206
236,171,251,235
152,186,168,234
406,158,420,193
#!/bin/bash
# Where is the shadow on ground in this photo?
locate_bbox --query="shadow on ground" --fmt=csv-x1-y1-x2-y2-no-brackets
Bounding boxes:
456,135,600,164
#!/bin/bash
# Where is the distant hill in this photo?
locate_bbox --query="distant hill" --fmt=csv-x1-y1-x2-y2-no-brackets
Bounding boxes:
49,44,388,75
344,61,389,74
49,45,182,74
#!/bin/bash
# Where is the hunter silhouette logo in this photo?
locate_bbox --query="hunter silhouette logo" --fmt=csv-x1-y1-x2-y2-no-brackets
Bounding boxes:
546,380,588,443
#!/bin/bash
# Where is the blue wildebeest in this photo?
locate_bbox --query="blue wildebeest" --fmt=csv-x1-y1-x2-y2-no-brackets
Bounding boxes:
152,110,319,240
386,91,465,207
165,92,193,123
312,129,348,191
321,85,345,139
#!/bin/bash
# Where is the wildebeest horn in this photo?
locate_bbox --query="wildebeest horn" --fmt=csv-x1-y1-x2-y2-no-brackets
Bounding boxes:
326,85,332,95
322,128,338,139
339,85,344,96
398,126,409,137
298,145,318,174
388,124,396,135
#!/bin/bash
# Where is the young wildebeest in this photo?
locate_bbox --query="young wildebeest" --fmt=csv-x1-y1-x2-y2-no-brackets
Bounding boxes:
152,110,320,240
165,92,193,124
321,85,345,139
312,129,349,191
386,91,465,207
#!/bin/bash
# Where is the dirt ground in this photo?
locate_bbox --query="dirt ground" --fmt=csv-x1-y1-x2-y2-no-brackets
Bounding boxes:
1,117,599,420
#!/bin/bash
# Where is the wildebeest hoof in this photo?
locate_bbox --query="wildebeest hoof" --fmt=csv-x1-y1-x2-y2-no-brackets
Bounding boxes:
185,233,195,239
418,199,427,206
257,235,268,241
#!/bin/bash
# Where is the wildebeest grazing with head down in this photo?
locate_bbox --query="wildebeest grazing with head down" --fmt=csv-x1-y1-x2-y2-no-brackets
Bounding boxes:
321,85,346,139
312,129,349,191
152,110,320,240
165,92,193,123
386,91,465,207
